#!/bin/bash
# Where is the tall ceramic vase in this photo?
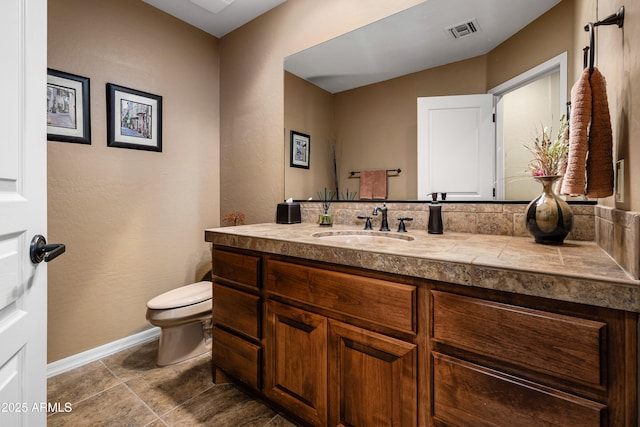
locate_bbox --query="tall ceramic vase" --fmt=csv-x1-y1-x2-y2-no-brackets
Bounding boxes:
525,175,573,245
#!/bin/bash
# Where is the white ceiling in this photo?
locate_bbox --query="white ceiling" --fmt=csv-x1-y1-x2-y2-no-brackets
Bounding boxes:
143,0,561,93
285,0,561,93
142,0,286,38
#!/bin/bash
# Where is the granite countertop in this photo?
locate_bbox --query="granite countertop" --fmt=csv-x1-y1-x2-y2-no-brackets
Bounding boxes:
205,223,640,313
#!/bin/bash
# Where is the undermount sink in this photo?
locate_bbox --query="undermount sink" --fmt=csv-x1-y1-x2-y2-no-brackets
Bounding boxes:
312,230,415,244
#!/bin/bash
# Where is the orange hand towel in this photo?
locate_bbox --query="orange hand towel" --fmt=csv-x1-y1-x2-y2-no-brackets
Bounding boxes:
359,170,388,200
585,67,614,198
561,68,591,196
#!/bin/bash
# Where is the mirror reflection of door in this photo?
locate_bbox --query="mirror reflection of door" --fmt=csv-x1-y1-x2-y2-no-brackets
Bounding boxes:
501,71,561,200
417,94,495,201
417,53,566,201
492,52,567,200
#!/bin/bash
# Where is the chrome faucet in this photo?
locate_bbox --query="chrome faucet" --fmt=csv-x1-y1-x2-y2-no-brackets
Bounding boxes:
372,203,390,231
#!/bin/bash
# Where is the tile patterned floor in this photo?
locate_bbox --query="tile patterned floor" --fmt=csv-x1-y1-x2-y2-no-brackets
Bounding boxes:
47,340,299,426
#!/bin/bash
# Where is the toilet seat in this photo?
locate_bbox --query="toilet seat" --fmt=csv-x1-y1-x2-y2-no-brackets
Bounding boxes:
147,281,211,310
146,298,212,326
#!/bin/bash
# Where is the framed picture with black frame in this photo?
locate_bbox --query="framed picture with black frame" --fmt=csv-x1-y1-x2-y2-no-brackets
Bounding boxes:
290,130,310,169
106,83,162,152
47,69,91,144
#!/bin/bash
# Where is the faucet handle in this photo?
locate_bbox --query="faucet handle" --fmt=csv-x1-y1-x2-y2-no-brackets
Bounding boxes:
357,215,373,230
397,217,413,232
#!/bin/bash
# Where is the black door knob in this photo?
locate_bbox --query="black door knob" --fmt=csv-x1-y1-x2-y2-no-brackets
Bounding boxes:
30,235,66,264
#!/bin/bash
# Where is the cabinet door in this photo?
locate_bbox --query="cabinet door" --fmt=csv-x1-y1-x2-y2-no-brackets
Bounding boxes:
264,301,327,427
328,320,417,427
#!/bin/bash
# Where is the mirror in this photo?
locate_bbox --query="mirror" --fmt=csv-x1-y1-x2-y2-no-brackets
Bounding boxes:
284,0,572,201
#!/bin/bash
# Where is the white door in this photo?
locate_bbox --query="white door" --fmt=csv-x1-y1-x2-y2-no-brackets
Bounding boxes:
0,0,49,425
417,94,495,200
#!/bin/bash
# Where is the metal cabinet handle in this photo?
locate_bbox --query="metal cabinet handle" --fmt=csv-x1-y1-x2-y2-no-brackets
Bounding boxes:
30,235,66,264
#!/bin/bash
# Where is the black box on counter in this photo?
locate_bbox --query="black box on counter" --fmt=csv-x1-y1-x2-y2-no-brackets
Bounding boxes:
276,203,301,224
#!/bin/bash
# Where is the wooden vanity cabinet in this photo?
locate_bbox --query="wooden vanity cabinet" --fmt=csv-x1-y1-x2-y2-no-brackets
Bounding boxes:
209,244,637,427
211,247,262,390
429,286,637,427
265,258,419,427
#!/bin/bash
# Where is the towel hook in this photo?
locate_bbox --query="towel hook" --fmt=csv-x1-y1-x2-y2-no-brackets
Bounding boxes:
582,46,590,71
586,22,595,74
583,6,625,74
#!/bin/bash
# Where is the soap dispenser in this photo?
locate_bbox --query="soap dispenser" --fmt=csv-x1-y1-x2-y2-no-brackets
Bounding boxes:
427,192,443,234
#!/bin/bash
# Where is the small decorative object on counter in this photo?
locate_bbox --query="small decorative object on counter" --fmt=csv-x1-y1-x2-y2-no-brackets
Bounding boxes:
427,192,443,234
317,188,336,227
524,116,573,244
525,175,573,244
223,210,246,226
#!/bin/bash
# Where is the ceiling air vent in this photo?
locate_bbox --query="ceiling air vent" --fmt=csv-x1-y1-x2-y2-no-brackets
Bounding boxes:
446,19,480,39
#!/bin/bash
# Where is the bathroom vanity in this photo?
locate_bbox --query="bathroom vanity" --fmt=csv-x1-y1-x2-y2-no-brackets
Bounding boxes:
205,223,638,427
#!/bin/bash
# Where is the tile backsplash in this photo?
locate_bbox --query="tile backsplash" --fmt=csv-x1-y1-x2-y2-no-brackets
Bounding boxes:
595,206,640,280
300,201,595,241
300,201,639,280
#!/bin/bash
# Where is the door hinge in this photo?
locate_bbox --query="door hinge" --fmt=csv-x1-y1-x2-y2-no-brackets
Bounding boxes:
492,113,496,122
493,187,496,197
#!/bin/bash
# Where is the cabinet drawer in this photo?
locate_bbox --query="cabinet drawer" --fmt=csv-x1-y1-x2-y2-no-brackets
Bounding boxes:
213,284,261,340
212,326,260,390
431,290,606,387
212,247,260,290
432,352,606,427
267,260,415,334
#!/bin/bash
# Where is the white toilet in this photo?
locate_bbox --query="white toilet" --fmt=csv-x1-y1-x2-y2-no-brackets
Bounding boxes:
146,281,213,366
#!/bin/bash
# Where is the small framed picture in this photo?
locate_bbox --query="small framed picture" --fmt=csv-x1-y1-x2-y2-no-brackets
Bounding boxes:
106,83,162,152
290,130,310,169
47,69,91,144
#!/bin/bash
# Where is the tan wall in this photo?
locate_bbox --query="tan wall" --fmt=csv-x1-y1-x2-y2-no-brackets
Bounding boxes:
284,72,335,200
220,0,424,223
47,0,220,362
486,0,575,92
334,56,488,200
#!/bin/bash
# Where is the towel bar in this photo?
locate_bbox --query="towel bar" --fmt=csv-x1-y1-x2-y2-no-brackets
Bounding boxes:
349,168,401,178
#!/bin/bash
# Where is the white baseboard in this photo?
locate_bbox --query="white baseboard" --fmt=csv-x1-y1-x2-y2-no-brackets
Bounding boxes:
47,327,161,378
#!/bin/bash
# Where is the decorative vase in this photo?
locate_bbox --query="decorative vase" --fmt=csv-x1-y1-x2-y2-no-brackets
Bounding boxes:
525,175,573,245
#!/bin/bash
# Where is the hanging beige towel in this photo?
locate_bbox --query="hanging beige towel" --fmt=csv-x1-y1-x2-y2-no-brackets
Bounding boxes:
561,68,592,196
586,67,614,198
359,170,388,200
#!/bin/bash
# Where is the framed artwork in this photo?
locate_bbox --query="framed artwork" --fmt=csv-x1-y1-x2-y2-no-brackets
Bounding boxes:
106,83,162,152
47,69,91,144
290,130,310,169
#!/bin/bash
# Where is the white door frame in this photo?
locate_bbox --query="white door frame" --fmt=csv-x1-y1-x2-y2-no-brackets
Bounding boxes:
489,52,568,200
0,0,48,425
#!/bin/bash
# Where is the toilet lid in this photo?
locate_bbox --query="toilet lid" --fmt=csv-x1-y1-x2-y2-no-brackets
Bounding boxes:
147,281,212,310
